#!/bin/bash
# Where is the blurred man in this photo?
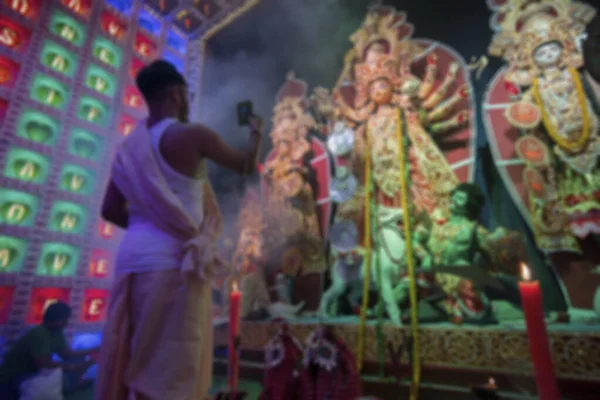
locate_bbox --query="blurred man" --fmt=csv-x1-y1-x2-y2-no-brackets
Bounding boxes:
96,60,262,400
0,302,98,400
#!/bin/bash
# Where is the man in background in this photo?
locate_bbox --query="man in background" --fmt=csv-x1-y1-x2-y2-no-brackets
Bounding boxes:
97,60,262,400
0,302,98,399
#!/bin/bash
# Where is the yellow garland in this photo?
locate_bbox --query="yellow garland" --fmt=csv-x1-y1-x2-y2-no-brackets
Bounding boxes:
357,122,372,370
532,67,591,152
396,108,421,400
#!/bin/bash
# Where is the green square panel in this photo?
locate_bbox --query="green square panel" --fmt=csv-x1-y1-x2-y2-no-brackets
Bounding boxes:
58,164,96,195
39,40,78,77
36,242,80,277
0,236,28,273
84,64,117,97
92,37,122,68
16,109,61,146
48,11,86,47
68,129,103,161
47,201,88,235
77,96,110,127
30,73,69,110
0,189,39,227
3,148,51,184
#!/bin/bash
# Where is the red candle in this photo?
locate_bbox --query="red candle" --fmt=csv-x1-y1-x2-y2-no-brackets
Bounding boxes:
228,281,241,390
518,263,560,400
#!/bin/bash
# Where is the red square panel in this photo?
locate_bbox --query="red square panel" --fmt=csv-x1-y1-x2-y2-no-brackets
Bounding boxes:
60,0,92,18
100,10,127,40
98,220,114,238
88,249,112,278
123,85,144,110
0,286,16,324
27,287,71,325
134,33,157,59
129,57,145,78
119,114,137,136
0,17,31,52
0,57,20,89
81,288,108,323
0,98,8,123
4,0,42,19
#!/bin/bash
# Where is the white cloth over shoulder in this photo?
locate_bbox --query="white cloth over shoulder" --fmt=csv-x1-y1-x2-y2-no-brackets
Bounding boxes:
110,119,228,281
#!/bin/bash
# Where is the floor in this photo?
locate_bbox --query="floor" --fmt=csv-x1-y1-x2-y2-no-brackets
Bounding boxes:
63,378,264,400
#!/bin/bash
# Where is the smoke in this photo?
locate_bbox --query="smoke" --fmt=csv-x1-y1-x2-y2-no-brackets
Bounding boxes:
197,0,366,232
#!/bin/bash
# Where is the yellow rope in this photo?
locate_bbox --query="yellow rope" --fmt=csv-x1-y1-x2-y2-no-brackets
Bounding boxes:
395,108,421,400
357,122,372,370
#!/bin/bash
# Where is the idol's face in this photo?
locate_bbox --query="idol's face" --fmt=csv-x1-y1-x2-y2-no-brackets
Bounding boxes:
449,190,469,216
369,78,393,105
533,42,563,68
365,43,386,64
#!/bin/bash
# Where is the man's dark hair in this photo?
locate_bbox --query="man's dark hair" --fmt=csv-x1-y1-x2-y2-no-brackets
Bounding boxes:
452,182,485,220
43,302,72,324
135,60,186,103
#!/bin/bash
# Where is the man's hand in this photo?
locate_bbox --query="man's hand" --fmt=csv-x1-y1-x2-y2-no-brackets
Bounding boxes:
248,115,263,134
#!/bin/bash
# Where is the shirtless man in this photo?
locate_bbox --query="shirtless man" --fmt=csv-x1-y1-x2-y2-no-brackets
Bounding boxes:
96,60,262,400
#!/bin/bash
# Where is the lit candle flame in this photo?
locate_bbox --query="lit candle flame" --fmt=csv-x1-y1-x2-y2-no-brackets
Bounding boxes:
520,262,531,281
232,281,238,292
488,377,496,387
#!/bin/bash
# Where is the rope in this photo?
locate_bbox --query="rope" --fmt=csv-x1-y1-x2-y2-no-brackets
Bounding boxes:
396,108,421,400
356,122,372,371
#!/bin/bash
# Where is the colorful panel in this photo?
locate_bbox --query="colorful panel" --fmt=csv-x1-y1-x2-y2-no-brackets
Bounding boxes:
26,287,71,324
173,9,202,34
0,236,28,273
36,242,80,277
48,11,86,47
97,220,114,239
92,37,122,68
0,286,15,324
123,85,144,110
58,164,96,195
0,189,39,227
138,9,161,36
88,249,111,278
3,148,50,184
5,0,42,19
16,110,60,146
40,41,78,77
80,289,108,322
166,30,185,54
0,17,31,52
105,0,134,14
145,0,179,16
129,57,145,78
134,33,157,59
77,96,110,126
48,201,88,235
30,73,69,110
100,10,127,41
68,129,103,161
0,98,7,124
0,57,20,89
193,0,220,19
163,51,184,74
60,0,92,18
118,114,137,136
85,65,117,97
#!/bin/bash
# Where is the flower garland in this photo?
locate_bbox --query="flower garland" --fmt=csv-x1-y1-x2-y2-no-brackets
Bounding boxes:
396,108,421,400
532,67,591,153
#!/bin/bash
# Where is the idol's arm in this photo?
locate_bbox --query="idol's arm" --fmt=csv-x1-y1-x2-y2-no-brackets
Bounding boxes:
101,179,129,229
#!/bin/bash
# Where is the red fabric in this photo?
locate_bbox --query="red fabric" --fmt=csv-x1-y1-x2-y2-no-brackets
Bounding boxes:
260,330,303,400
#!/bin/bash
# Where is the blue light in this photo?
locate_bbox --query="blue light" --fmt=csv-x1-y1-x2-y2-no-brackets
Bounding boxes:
166,30,186,54
163,52,184,74
106,0,133,14
138,9,161,36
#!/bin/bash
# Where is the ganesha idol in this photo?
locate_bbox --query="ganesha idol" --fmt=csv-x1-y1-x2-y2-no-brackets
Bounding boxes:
320,6,478,324
257,73,333,311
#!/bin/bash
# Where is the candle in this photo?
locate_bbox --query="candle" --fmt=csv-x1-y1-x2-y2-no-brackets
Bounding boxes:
518,263,559,400
228,281,242,391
